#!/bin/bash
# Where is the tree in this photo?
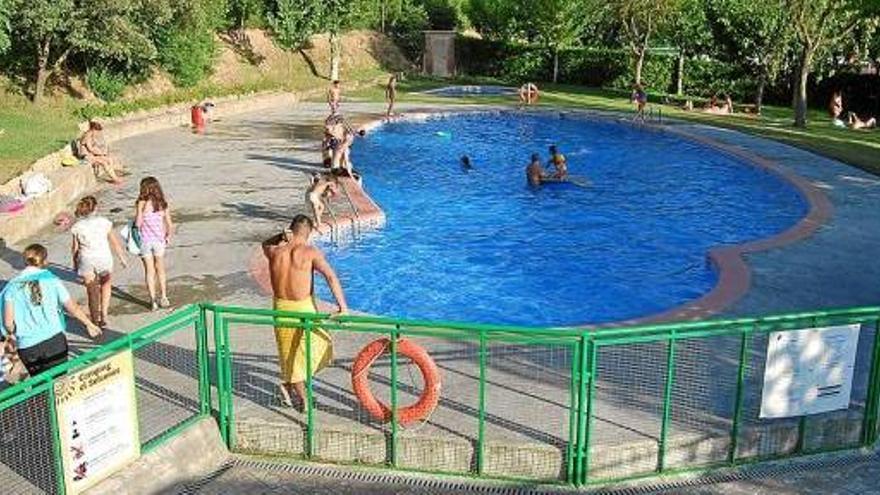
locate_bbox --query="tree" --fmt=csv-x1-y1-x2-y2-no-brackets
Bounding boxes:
0,0,10,54
269,0,323,50
785,0,879,127
7,0,169,103
666,0,713,96
532,0,589,83
8,0,77,103
706,0,792,113
325,0,354,81
228,0,262,32
608,0,677,86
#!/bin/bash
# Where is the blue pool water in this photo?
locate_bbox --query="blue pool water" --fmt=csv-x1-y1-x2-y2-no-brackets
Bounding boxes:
317,112,807,326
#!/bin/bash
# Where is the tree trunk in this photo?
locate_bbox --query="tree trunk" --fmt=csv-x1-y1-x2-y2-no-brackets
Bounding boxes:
33,40,50,105
793,50,811,127
329,31,341,81
755,77,766,115
552,49,559,83
675,51,685,96
634,47,646,86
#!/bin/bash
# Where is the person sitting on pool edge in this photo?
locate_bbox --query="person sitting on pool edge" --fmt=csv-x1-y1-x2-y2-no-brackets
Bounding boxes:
547,145,568,180
526,154,545,186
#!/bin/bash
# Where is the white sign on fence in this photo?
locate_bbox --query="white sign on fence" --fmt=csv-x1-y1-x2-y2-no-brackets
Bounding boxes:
760,324,860,419
54,349,140,494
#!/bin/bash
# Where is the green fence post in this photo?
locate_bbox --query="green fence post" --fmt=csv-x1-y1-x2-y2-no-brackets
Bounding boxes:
728,328,751,464
390,325,400,468
579,338,597,485
213,309,229,446
862,318,880,446
48,384,67,495
477,330,487,476
566,340,582,484
657,334,677,472
573,336,588,485
222,318,235,448
197,305,211,415
304,316,315,458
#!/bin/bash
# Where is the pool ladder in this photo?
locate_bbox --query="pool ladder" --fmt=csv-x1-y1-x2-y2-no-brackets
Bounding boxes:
322,179,361,245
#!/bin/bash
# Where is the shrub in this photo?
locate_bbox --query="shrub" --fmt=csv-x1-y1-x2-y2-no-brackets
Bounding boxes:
388,1,430,62
85,66,129,102
420,0,465,30
456,36,509,77
557,48,629,87
157,27,216,88
609,54,675,93
500,48,550,82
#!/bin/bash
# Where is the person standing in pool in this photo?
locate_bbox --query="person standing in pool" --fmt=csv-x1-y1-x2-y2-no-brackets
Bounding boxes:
263,215,348,412
526,154,545,186
547,145,568,180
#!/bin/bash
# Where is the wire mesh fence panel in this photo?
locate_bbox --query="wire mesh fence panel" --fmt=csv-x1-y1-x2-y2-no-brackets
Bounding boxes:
802,322,876,453
225,321,307,456
132,324,202,446
312,327,391,466
736,332,799,459
0,391,59,494
589,340,668,481
665,335,739,469
386,332,477,475
482,341,573,482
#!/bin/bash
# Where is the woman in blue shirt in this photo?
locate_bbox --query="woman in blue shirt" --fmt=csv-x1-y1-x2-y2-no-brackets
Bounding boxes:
1,244,101,377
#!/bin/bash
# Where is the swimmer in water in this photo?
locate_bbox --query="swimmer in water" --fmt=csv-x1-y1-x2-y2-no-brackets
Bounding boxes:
460,155,473,171
526,153,545,186
547,145,568,180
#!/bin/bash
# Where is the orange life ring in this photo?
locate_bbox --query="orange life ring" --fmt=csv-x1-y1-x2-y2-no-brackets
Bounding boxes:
351,337,441,425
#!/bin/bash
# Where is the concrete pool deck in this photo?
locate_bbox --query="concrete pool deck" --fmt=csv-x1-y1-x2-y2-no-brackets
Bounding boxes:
2,101,880,485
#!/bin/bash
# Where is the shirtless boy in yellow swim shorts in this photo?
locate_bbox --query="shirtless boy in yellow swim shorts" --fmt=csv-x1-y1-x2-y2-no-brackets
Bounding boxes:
262,215,349,411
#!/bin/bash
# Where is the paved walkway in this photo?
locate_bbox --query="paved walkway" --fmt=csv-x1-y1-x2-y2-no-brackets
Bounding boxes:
187,451,880,494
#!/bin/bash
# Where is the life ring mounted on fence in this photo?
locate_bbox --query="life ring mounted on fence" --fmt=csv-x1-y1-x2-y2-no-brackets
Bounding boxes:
519,83,540,105
351,337,441,425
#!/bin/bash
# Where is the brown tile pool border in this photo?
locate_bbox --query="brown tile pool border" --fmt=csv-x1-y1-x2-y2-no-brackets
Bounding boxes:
249,109,832,325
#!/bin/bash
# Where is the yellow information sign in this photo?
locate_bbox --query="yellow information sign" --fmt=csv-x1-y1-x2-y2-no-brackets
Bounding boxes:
54,349,140,494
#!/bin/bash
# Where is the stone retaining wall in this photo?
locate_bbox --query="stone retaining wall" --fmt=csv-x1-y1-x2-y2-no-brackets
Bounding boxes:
0,90,313,246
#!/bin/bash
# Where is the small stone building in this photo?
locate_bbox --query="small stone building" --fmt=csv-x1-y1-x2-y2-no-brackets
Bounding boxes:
422,31,456,78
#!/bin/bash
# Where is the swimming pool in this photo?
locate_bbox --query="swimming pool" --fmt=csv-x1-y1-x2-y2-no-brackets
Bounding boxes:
421,85,518,97
318,112,808,326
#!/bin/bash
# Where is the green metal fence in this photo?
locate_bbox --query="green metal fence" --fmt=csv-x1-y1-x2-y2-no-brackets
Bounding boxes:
2,303,880,493
207,303,880,487
0,305,211,494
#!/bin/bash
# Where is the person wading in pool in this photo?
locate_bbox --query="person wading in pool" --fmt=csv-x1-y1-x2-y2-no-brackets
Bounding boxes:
547,145,568,180
262,215,349,412
526,153,546,186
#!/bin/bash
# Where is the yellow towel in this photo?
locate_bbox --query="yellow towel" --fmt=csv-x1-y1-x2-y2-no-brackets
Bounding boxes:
273,297,333,384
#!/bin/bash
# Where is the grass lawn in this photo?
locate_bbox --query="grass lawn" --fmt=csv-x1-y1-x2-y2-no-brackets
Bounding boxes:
0,96,80,184
347,78,880,176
